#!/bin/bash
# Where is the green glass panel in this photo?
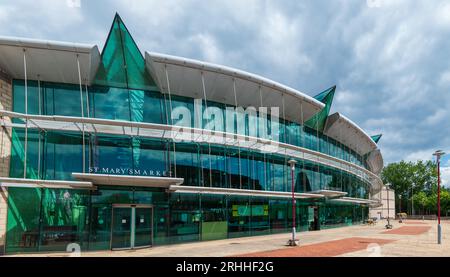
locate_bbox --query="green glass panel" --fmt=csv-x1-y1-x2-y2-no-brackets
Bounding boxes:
91,86,131,121
45,83,82,117
88,204,112,251
313,85,336,103
305,86,336,132
250,197,270,236
91,188,133,204
153,205,170,245
228,195,251,238
9,128,39,179
134,207,152,247
136,139,167,176
12,80,40,121
130,89,144,122
169,193,200,243
92,135,133,173
201,221,227,241
371,134,382,143
111,207,132,249
5,188,90,254
269,199,288,233
43,132,85,180
94,16,127,89
5,187,42,253
200,195,227,241
121,23,157,91
39,189,90,252
174,143,200,187
93,14,157,91
143,90,166,124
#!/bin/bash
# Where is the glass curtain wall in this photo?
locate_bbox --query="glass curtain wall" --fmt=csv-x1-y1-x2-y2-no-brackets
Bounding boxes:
8,128,370,199
5,185,369,254
11,80,367,169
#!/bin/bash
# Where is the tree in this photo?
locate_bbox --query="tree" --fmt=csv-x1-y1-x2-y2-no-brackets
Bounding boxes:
441,190,450,216
382,161,415,213
412,191,428,215
382,160,437,214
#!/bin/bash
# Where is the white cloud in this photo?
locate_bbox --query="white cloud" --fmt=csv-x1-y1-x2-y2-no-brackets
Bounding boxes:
439,70,450,86
425,109,447,125
441,166,450,188
404,149,436,162
188,33,224,64
435,2,450,28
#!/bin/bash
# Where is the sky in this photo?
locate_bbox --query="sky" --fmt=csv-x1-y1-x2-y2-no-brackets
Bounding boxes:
0,0,449,185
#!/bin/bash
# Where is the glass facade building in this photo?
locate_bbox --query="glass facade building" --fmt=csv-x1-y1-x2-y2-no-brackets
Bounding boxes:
0,14,383,254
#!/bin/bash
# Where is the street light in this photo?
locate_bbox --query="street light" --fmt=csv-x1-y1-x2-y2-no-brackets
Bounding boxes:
287,159,298,246
433,150,445,245
385,184,393,229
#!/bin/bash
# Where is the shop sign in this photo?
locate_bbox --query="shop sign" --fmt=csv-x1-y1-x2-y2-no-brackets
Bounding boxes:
89,166,168,177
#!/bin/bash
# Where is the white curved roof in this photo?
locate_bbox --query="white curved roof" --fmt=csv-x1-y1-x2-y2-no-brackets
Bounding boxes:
0,35,382,174
0,36,100,84
145,51,323,124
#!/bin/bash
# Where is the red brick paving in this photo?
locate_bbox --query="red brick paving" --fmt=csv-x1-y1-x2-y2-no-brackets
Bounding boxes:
234,237,395,257
403,221,428,225
382,226,431,235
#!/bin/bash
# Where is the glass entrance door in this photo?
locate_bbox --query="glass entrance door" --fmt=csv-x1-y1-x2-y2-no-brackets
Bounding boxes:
134,207,153,248
111,205,153,250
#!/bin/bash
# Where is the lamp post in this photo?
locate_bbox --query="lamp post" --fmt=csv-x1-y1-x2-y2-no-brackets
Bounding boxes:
433,150,445,244
288,159,298,246
385,184,393,229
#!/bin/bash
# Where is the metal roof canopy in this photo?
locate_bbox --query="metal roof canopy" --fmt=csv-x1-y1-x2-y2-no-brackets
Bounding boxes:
324,112,379,157
0,177,95,190
310,189,348,198
0,36,100,84
72,173,184,187
0,109,383,193
146,52,322,124
329,196,380,205
169,185,325,199
366,149,383,175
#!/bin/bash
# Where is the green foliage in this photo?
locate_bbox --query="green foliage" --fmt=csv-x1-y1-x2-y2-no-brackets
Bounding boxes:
381,160,448,215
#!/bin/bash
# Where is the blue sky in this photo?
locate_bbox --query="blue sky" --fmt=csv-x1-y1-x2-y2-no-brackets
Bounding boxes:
0,0,449,185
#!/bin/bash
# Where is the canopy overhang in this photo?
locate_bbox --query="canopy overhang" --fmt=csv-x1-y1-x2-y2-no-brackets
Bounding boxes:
310,189,348,198
0,177,94,190
169,185,326,199
0,36,100,85
329,196,380,205
72,173,184,188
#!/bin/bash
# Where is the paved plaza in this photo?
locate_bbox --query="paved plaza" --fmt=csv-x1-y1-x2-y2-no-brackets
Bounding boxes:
5,219,450,257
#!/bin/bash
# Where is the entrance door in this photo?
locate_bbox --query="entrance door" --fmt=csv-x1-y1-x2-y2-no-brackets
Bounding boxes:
308,206,320,231
134,207,153,248
111,205,153,250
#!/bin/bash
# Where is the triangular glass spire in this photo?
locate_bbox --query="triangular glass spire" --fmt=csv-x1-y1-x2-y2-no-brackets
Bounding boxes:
93,13,157,91
371,134,382,144
304,86,336,132
313,85,336,103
